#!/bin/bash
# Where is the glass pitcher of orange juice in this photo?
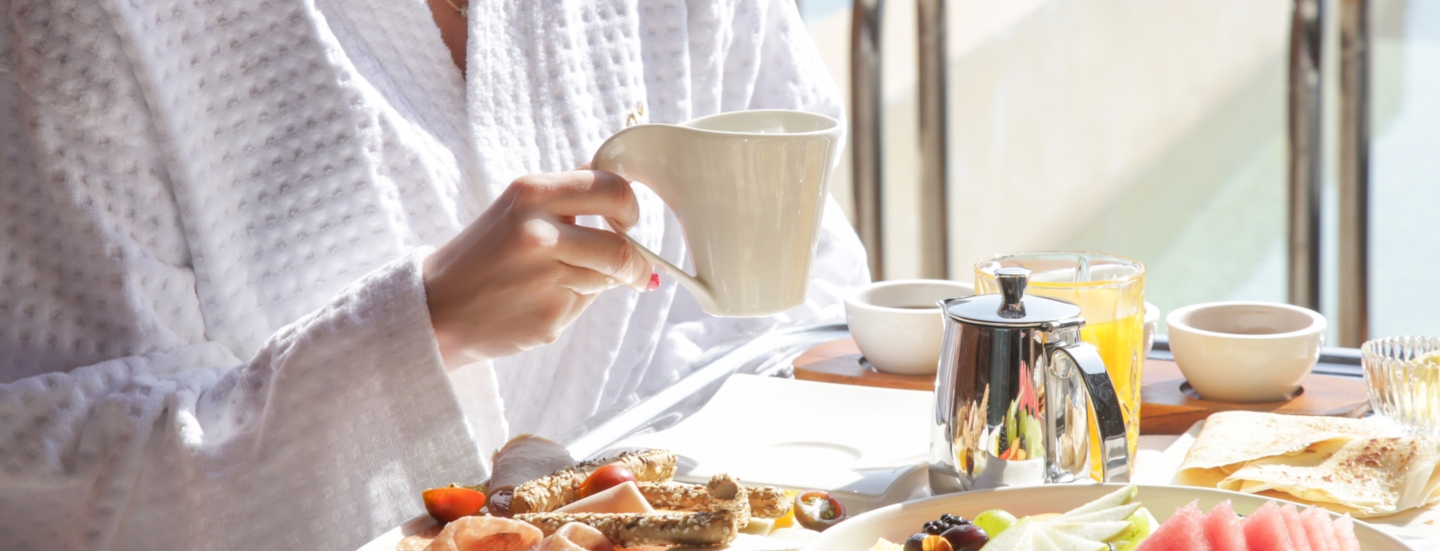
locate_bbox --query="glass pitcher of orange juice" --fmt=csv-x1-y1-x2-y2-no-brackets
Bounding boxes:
976,252,1145,481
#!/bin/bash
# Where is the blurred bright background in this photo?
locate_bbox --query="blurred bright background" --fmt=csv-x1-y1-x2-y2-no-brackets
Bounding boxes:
795,0,1440,342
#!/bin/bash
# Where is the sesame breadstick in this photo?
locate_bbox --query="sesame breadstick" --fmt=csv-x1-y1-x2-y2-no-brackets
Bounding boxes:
516,511,742,548
511,449,678,515
638,481,791,518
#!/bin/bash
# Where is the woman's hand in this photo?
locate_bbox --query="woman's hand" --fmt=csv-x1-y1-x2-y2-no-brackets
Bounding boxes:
423,169,654,366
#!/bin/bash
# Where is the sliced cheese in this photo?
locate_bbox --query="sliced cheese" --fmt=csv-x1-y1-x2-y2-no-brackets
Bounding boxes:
740,517,776,535
556,481,654,514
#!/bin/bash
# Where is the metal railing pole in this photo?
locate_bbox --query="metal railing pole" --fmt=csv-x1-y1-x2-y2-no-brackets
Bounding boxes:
1338,0,1371,346
851,0,886,280
1287,0,1326,312
917,0,950,279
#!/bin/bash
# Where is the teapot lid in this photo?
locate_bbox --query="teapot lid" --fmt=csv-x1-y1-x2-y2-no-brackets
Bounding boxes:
944,267,1084,328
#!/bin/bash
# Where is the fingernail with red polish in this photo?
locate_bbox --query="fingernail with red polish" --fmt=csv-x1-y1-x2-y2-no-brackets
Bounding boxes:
646,272,661,291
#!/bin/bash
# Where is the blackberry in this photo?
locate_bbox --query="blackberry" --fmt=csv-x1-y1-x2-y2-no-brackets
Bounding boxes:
940,514,971,526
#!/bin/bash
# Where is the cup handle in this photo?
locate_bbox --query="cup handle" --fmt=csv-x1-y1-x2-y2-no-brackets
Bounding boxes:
604,219,709,301
1053,343,1131,483
591,129,719,313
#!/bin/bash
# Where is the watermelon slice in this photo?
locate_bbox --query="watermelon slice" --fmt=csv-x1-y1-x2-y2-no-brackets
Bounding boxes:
1313,509,1340,551
1242,501,1291,551
1298,507,1335,551
1332,515,1361,551
1134,501,1210,551
1201,500,1248,551
1279,504,1314,551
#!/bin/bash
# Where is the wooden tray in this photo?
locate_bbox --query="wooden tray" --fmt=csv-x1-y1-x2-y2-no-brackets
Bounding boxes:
791,339,936,391
792,339,1371,435
1138,360,1370,434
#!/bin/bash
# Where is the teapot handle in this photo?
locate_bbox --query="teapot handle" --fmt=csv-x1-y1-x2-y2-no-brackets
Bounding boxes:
1053,343,1131,483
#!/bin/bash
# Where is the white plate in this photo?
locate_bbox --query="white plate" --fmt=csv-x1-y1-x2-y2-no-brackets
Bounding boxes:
607,375,933,511
803,484,1411,551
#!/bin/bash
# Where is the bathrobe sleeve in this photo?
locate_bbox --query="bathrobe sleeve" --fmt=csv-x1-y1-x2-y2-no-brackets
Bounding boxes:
0,2,486,550
0,254,484,551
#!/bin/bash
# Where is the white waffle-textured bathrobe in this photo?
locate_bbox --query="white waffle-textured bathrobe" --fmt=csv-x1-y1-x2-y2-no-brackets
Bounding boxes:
0,0,868,548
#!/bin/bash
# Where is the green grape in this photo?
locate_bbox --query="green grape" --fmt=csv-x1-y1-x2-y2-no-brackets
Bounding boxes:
1112,506,1159,551
973,509,1018,538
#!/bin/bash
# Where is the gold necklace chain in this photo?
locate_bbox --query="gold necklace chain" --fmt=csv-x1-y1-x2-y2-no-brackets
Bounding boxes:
442,0,467,17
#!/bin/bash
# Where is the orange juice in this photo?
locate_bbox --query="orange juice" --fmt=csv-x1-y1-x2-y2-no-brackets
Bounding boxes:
1078,313,1145,480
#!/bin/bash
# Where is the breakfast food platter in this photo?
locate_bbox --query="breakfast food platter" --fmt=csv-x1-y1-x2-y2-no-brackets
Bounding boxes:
377,437,827,551
807,484,1407,551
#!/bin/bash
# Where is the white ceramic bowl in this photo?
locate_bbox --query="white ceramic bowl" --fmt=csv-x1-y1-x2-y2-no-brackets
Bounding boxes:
1166,301,1326,403
844,280,975,375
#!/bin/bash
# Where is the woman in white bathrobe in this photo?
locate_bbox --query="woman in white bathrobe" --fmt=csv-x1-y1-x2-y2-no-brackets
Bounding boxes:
0,0,867,549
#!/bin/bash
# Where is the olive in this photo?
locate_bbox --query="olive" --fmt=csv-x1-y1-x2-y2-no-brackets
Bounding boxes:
939,523,989,551
486,489,513,518
792,490,847,531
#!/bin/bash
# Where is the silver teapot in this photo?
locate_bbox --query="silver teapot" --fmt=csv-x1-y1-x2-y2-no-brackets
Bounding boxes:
929,267,1129,493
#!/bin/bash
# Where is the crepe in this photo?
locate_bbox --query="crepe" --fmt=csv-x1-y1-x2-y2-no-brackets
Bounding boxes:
1177,411,1440,518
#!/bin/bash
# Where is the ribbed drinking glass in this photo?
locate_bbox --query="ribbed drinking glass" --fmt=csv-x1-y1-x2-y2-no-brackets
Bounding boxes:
1362,335,1440,436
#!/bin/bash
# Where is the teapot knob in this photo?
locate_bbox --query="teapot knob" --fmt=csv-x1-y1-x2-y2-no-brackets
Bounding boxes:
996,267,1030,319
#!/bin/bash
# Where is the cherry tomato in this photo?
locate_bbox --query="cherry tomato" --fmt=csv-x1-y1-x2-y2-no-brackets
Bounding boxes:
422,486,487,524
793,490,847,531
578,464,638,499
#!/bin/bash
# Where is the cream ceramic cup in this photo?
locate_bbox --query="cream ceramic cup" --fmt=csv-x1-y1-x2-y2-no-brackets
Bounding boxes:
592,110,842,318
845,280,975,375
1166,301,1326,403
